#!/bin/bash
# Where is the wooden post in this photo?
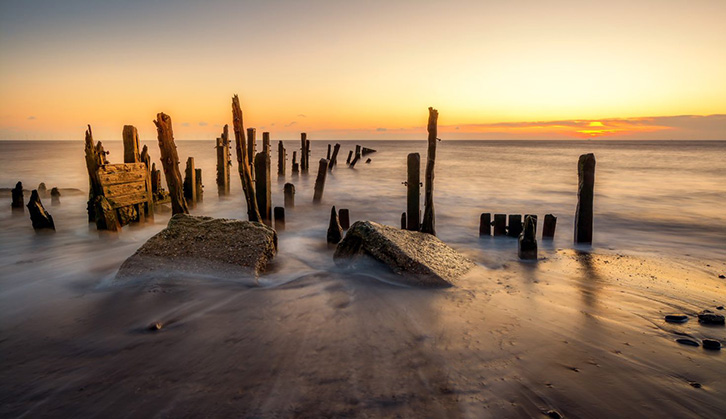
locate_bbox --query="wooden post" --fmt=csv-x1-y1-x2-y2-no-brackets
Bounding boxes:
139,144,154,219
183,157,196,205
350,145,362,167
216,125,231,195
51,187,61,206
338,208,350,230
263,132,271,156
346,150,353,165
291,151,299,174
312,159,329,204
231,95,261,222
38,182,47,198
400,212,407,229
362,147,377,156
421,107,438,235
406,153,420,231
542,214,557,240
151,163,160,195
493,214,507,236
518,215,537,260
154,113,189,215
300,133,308,173
254,152,272,225
284,183,295,208
122,125,140,163
479,213,491,236
84,125,104,221
365,158,372,164
525,214,538,234
274,206,285,231
195,168,203,202
93,195,120,232
327,144,332,160
575,153,596,244
27,190,55,231
329,143,341,171
11,181,24,210
507,214,522,237
278,141,286,176
327,205,343,244
247,127,256,179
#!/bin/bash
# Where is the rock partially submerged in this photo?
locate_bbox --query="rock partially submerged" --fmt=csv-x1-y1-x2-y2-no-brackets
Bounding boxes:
116,214,277,282
333,220,474,287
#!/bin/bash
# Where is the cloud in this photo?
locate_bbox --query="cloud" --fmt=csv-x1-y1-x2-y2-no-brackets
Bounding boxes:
376,127,387,132
270,123,276,127
27,116,36,120
198,121,208,126
181,122,190,127
297,114,306,118
285,121,297,127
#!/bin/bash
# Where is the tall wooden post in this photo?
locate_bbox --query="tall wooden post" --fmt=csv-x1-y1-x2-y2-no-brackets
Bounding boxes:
254,152,272,225
507,214,522,237
247,127,256,180
184,157,196,206
154,113,189,215
493,214,507,236
300,133,308,173
278,141,286,176
406,153,420,231
195,168,203,202
84,125,105,221
274,206,285,231
263,132,271,156
216,125,231,195
327,144,332,160
346,150,353,165
231,95,261,222
542,214,557,240
284,183,295,208
327,206,343,244
338,208,350,230
122,125,140,163
518,215,537,260
421,107,438,235
479,213,491,236
312,158,328,204
329,143,341,171
139,145,154,219
350,145,362,167
151,163,160,195
574,153,596,244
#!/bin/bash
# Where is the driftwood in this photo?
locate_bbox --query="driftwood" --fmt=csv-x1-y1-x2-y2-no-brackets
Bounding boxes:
51,187,60,206
277,141,286,176
123,125,140,163
329,143,341,170
247,128,256,180
254,152,272,225
338,208,350,230
154,113,188,215
507,214,522,237
216,125,231,195
574,153,596,244
350,145,362,168
274,206,285,231
231,95,261,222
11,181,23,210
518,215,537,260
284,183,295,208
327,206,343,244
493,214,507,236
421,107,438,235
183,157,196,206
27,190,54,231
542,214,557,240
312,159,329,204
195,168,203,202
479,213,491,236
406,153,420,231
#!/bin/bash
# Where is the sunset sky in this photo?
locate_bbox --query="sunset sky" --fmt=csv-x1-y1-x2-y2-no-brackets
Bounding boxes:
1,0,724,141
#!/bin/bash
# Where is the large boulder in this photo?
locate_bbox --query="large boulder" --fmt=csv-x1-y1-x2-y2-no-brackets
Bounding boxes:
116,214,277,282
333,221,474,287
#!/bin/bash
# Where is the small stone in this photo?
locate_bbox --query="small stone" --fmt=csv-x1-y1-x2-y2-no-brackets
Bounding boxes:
717,306,724,310
698,311,725,325
665,314,688,323
148,322,163,331
689,381,702,388
676,338,699,347
544,410,562,419
702,339,721,350
719,274,725,279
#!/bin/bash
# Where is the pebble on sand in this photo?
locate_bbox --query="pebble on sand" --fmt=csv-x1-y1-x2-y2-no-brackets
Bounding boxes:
702,339,721,350
698,310,725,325
665,314,688,323
676,338,699,347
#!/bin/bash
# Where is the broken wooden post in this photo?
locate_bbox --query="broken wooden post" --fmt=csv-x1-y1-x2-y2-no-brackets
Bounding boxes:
274,206,285,231
291,151,299,174
346,150,353,165
479,213,491,236
362,147,377,156
11,181,24,210
38,182,47,198
84,125,104,221
154,113,189,215
525,214,537,235
329,143,341,171
123,125,140,163
139,144,154,219
400,212,407,229
278,141,286,176
93,195,120,231
518,215,537,260
262,132,271,157
327,206,343,244
421,107,438,235
183,157,196,206
231,95,261,222
283,183,295,208
542,214,557,240
195,168,203,202
327,144,332,160
27,190,55,231
406,153,420,231
493,214,507,236
254,152,272,225
507,214,522,237
300,133,309,173
216,125,231,195
151,163,161,195
247,127,256,179
349,145,362,168
338,208,350,230
575,153,596,244
51,187,60,206
365,158,372,164
312,159,329,204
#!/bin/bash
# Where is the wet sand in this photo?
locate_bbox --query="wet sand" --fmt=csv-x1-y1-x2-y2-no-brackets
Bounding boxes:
1,248,724,418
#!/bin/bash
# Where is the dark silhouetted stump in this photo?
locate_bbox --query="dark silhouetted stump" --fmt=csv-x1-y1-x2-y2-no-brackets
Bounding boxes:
574,153,596,244
518,215,537,260
365,158,372,164
350,145,362,168
312,159,329,204
284,183,295,208
300,133,309,173
93,195,120,231
216,125,231,195
254,152,272,225
183,157,196,205
195,168,203,202
338,208,350,230
231,95,261,222
329,143,341,170
479,213,491,236
278,141,286,176
123,125,140,163
151,163,161,195
292,151,299,174
361,147,377,156
327,144,331,160
406,153,420,231
507,214,522,237
11,181,24,210
493,214,507,236
154,113,189,215
346,150,353,165
543,214,557,240
140,145,154,219
400,212,407,229
37,182,47,198
525,214,537,234
262,132,271,158
247,127,256,180
327,206,343,244
27,190,55,231
274,206,285,231
421,107,438,236
51,187,61,206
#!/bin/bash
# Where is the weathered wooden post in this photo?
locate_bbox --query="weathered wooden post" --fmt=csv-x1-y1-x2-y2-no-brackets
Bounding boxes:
362,147,377,156
338,208,350,230
575,153,596,244
38,182,47,198
254,152,272,225
400,212,407,229
11,181,24,210
139,144,154,218
327,144,332,160
216,125,231,195
406,153,420,231
346,150,353,165
365,158,372,164
195,168,203,202
300,133,309,173
327,206,343,244
123,125,140,163
284,183,295,208
479,213,491,236
247,127,256,179
262,132,271,157
151,163,161,195
421,107,438,235
507,214,522,237
312,158,329,204
183,157,196,206
350,145,362,168
542,214,557,240
525,214,538,234
27,190,55,231
154,113,189,215
329,143,341,170
518,215,537,260
50,187,61,206
84,125,104,221
274,206,285,231
231,95,261,222
278,141,286,176
493,214,507,236
291,151,299,174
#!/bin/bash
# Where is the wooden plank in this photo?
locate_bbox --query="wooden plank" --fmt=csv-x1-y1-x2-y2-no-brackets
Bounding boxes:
102,180,147,197
98,164,148,185
106,191,152,209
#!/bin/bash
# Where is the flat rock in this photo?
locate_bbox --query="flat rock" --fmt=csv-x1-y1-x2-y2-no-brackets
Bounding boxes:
665,314,688,323
676,338,699,347
702,339,721,350
116,214,277,282
333,221,475,287
698,310,725,325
